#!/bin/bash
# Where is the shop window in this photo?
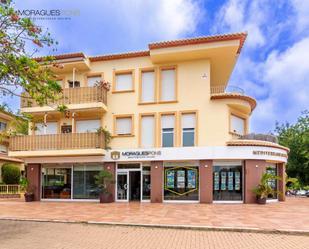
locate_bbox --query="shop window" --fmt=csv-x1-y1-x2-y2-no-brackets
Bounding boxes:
76,119,100,133
230,114,245,135
142,166,151,200
114,71,134,92
140,70,155,103
181,113,196,146
42,167,72,199
140,115,155,148
164,166,199,201
35,122,58,135
160,67,176,102
266,164,278,199
115,115,133,136
161,114,175,147
213,164,243,201
87,75,102,87
73,164,101,199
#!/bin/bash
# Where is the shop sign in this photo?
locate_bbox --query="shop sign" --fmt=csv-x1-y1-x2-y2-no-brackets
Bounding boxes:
110,150,162,160
252,150,287,158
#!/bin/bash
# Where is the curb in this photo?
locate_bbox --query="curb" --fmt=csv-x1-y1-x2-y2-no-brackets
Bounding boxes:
1,217,309,236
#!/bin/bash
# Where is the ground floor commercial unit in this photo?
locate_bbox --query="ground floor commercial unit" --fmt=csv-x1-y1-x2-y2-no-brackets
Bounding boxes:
24,145,288,204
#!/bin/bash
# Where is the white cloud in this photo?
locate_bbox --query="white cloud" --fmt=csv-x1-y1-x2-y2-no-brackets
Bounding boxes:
291,0,309,34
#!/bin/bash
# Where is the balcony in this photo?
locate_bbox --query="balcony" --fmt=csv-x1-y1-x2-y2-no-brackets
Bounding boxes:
210,85,256,112
21,86,107,112
9,132,106,157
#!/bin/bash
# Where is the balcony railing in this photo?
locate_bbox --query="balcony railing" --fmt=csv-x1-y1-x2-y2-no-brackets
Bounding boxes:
21,86,107,108
0,185,21,194
239,133,278,144
9,132,105,151
210,85,245,95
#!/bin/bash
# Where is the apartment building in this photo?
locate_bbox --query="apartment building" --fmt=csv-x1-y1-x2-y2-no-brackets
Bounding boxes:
8,32,288,203
0,110,24,180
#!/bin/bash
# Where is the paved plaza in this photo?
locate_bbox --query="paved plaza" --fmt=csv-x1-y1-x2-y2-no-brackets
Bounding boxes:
0,197,308,232
0,220,308,249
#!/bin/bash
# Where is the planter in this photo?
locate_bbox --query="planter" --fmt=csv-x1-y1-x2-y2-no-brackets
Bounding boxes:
256,197,267,204
24,193,35,202
99,193,113,203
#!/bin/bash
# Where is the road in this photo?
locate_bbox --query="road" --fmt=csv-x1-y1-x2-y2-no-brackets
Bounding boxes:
0,220,308,249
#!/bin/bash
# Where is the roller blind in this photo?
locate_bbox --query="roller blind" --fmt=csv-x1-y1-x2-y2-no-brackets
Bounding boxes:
161,69,175,101
76,120,100,133
36,122,57,135
116,117,132,135
115,73,133,91
141,116,155,148
161,115,175,129
231,115,245,135
141,71,155,102
182,113,195,129
87,76,101,87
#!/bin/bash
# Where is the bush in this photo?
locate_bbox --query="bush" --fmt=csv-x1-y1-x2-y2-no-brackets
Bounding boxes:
1,163,21,184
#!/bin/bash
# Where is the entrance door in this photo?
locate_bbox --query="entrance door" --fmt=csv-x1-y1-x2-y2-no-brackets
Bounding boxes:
117,172,128,201
129,171,141,201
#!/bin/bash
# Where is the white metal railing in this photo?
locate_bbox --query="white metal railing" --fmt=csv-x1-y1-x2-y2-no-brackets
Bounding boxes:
0,185,21,194
211,85,245,95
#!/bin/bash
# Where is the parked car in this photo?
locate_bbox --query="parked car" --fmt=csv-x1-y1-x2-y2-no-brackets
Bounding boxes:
296,190,307,196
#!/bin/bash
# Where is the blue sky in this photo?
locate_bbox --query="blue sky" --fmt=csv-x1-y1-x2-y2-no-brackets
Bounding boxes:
2,0,309,133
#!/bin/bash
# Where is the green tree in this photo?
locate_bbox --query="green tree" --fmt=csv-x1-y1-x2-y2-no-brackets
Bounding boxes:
1,163,21,184
0,0,61,106
275,111,309,185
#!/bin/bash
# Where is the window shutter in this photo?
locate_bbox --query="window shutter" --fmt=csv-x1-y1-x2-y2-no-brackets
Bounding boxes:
161,115,175,129
182,113,195,129
87,76,101,87
115,73,133,91
141,116,155,148
116,117,132,135
141,71,155,102
76,120,100,133
161,69,175,101
231,115,245,135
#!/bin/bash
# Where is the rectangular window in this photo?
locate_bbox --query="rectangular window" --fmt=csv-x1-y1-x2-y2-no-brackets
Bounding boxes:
161,114,175,147
114,71,134,92
0,144,7,153
115,115,133,136
76,120,100,133
0,122,7,131
160,67,176,102
68,81,80,88
230,114,245,135
35,122,58,135
182,113,196,146
140,70,155,103
87,75,101,87
140,115,155,148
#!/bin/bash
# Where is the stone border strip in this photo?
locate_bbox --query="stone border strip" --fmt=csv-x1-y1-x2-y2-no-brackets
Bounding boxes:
1,217,308,236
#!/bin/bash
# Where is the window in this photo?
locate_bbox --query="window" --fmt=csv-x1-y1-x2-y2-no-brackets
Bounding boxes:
68,81,80,88
160,67,176,102
181,113,196,146
113,70,134,92
140,70,155,103
230,114,246,135
0,144,7,153
161,114,175,147
76,120,100,133
140,115,155,148
115,115,133,136
35,122,58,135
266,164,278,199
0,122,7,131
87,75,102,87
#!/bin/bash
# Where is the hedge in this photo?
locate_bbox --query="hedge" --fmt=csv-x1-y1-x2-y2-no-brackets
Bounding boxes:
1,163,21,184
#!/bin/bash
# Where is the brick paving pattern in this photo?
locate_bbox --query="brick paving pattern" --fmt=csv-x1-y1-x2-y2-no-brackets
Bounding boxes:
0,220,308,249
0,197,308,232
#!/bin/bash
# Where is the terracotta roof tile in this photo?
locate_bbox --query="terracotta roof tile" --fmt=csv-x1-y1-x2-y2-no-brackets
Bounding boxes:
34,52,86,62
89,50,149,62
227,139,290,152
148,32,247,54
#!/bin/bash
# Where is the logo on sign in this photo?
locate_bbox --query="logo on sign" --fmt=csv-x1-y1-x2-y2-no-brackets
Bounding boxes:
111,151,120,160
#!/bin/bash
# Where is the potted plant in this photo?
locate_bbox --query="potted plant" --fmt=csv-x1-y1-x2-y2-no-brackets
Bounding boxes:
95,169,115,203
253,172,281,204
20,177,35,202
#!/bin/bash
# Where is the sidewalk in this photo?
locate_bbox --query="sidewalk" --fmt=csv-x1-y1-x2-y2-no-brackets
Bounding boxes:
0,197,308,233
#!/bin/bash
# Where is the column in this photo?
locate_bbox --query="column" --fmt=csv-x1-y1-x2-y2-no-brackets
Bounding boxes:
103,162,116,202
199,160,213,203
26,164,41,201
244,160,266,204
278,163,286,201
150,161,163,203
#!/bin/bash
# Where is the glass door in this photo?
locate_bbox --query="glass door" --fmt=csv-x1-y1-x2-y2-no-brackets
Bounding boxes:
117,172,128,201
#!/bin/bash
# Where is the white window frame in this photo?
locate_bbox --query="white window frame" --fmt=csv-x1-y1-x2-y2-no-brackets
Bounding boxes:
161,114,175,147
114,115,134,136
159,67,177,102
113,70,134,92
140,69,156,103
